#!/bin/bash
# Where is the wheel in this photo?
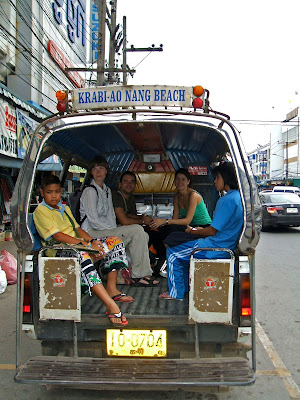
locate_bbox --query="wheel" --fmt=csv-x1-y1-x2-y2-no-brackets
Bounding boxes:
261,221,269,232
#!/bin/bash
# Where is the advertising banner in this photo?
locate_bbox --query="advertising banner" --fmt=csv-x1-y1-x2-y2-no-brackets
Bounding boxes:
16,109,60,166
0,101,17,158
16,109,38,159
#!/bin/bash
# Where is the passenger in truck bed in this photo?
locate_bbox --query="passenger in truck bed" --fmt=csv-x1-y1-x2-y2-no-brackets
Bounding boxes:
149,168,212,232
159,161,243,300
112,170,165,276
80,156,159,287
147,167,212,277
33,175,130,326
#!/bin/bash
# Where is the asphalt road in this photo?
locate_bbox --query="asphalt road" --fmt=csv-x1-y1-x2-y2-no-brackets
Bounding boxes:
0,227,299,400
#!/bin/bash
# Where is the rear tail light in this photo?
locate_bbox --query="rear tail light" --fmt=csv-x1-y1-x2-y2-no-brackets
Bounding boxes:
267,206,284,214
22,273,33,324
240,274,251,326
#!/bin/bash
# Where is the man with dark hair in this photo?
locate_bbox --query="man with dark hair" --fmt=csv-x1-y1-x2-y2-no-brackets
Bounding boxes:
112,171,152,227
112,171,166,276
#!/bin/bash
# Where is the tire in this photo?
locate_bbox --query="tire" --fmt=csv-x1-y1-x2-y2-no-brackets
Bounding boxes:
261,222,269,232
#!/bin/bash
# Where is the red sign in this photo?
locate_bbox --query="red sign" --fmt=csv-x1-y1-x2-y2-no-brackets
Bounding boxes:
188,166,208,176
47,40,85,88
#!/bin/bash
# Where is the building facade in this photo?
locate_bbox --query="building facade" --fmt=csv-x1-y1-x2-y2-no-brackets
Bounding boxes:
0,0,88,224
248,143,270,183
270,107,300,184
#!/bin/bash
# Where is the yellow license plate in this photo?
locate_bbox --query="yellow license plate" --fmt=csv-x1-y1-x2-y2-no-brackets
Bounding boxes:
106,329,167,357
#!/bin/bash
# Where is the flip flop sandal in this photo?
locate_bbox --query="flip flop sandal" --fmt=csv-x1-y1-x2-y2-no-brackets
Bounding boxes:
143,276,160,284
107,311,128,326
112,293,134,302
159,291,183,301
131,278,160,287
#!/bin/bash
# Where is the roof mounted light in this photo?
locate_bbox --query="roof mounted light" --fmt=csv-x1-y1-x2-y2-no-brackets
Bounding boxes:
56,90,69,114
192,85,205,110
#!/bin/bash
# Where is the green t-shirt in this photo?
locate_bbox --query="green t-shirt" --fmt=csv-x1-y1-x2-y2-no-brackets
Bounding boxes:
112,190,137,225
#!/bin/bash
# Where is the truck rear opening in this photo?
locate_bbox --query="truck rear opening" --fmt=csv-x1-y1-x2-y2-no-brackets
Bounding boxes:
12,84,260,391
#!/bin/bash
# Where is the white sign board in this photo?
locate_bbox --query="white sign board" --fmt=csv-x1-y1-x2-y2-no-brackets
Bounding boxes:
72,85,195,110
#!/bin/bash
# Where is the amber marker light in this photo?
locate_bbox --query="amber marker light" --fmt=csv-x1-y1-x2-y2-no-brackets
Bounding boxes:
192,85,205,109
56,90,67,101
193,85,204,97
56,90,68,113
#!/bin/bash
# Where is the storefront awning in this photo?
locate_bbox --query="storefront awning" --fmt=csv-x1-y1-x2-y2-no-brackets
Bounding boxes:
0,154,62,171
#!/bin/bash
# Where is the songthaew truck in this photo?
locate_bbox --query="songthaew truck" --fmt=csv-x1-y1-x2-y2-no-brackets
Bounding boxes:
11,84,261,392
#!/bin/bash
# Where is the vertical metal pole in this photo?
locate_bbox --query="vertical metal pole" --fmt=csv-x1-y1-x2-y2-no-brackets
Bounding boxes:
286,130,288,179
122,16,127,85
249,253,256,373
194,325,200,358
297,118,299,177
108,0,117,83
16,251,25,368
97,0,106,86
73,322,78,357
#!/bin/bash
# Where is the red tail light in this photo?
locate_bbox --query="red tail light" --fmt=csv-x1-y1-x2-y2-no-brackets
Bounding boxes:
240,274,251,326
22,273,33,323
267,206,284,214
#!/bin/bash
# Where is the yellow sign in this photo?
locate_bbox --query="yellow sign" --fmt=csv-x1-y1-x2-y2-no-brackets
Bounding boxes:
106,329,167,357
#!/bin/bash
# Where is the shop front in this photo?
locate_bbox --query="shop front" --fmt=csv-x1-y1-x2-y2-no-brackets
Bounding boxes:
0,83,62,231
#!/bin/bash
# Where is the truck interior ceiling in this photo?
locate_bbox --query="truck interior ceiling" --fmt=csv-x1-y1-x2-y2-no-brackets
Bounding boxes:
40,118,230,215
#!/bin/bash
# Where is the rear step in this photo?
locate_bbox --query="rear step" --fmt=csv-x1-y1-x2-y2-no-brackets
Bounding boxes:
15,356,254,388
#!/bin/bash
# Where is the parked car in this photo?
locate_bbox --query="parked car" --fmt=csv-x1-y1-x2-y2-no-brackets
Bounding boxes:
259,192,300,231
272,186,300,197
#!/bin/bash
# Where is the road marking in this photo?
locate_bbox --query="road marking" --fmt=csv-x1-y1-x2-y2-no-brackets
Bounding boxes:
256,319,300,399
0,364,16,370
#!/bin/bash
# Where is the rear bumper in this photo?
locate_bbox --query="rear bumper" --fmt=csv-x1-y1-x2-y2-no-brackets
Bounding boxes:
263,214,300,227
15,356,255,389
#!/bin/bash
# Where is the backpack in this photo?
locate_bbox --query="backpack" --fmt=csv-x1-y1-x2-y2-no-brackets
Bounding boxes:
67,185,98,225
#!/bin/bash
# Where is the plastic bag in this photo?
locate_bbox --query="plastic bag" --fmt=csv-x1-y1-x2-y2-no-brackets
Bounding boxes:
0,266,7,294
0,250,17,285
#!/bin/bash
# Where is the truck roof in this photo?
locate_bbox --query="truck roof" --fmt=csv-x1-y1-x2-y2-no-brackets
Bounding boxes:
11,90,261,255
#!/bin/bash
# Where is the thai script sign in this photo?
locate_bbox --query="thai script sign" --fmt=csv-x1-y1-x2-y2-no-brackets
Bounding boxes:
188,166,208,176
52,0,86,53
0,101,17,158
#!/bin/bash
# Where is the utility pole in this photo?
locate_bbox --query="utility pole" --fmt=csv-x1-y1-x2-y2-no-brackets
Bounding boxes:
97,0,106,86
108,0,117,83
121,15,163,85
66,1,163,86
285,129,289,180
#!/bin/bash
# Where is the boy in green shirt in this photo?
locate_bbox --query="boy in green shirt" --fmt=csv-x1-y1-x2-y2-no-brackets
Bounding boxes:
33,175,129,326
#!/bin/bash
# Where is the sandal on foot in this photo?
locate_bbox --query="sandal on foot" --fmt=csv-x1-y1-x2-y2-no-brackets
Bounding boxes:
143,276,160,285
112,293,134,302
131,277,160,287
107,311,128,326
159,291,183,301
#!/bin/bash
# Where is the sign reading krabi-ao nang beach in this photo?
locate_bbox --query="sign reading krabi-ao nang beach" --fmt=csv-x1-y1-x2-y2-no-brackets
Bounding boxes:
71,85,195,110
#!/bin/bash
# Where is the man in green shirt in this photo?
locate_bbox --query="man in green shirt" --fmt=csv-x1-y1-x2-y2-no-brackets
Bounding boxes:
112,171,165,276
112,171,152,226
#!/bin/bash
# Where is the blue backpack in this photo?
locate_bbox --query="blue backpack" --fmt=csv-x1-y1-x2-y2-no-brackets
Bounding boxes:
67,185,98,225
